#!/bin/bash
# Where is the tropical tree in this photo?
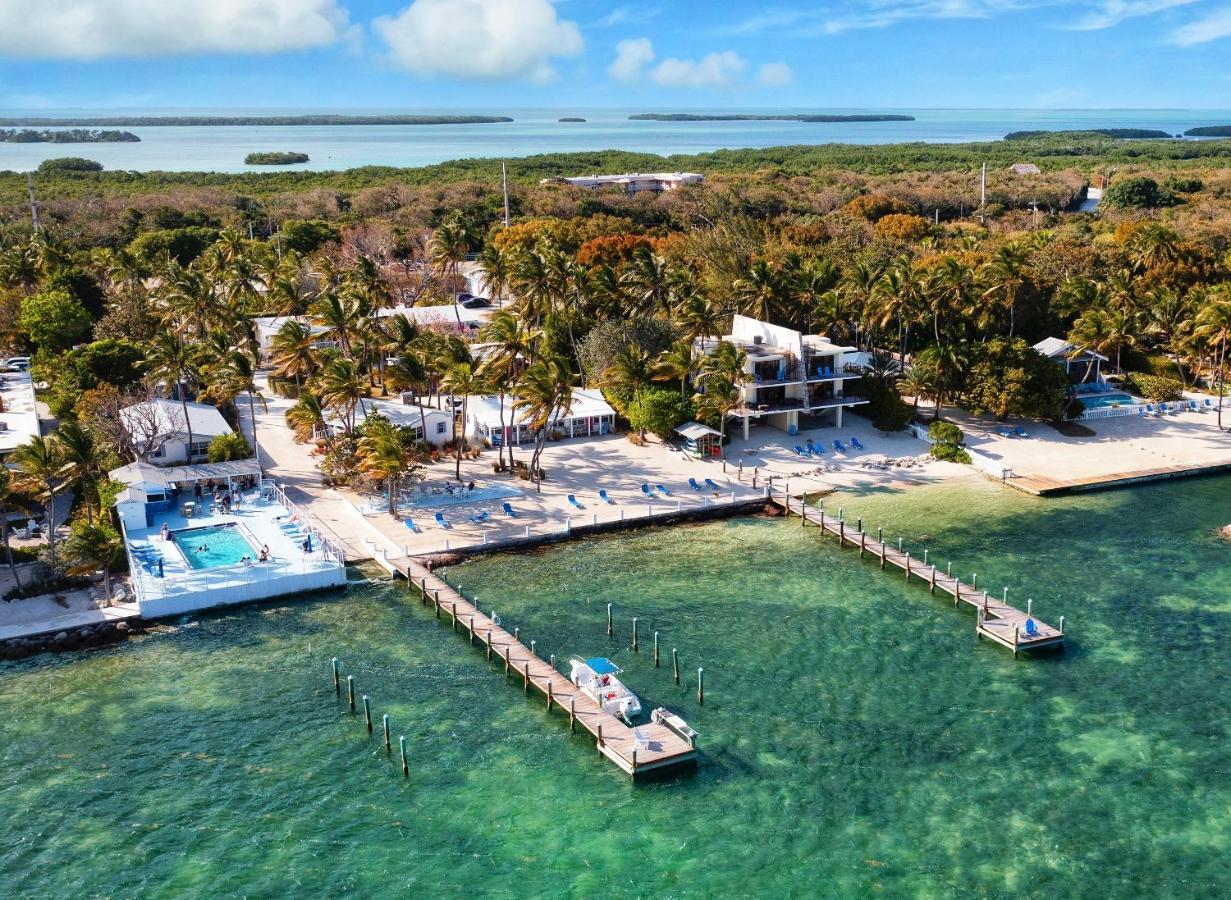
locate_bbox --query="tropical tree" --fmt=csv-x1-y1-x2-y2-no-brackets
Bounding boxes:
269,320,318,388
10,435,68,572
514,353,574,492
1194,285,1231,429
652,340,696,398
440,360,484,480
63,519,124,601
316,355,368,433
0,467,30,590
286,392,327,442
357,417,419,518
56,421,109,524
146,331,201,458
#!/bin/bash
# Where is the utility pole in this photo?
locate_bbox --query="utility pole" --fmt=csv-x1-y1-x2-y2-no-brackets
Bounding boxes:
502,160,510,228
26,172,40,233
980,161,987,207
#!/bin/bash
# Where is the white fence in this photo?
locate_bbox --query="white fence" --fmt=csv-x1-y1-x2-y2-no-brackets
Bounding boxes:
268,482,346,564
908,422,1012,480
1076,403,1147,421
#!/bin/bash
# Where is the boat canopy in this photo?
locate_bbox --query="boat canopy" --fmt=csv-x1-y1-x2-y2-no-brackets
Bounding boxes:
586,657,621,675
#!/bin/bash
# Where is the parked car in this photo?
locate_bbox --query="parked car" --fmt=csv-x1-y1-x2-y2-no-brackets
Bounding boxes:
459,297,491,309
455,292,475,303
2,356,30,372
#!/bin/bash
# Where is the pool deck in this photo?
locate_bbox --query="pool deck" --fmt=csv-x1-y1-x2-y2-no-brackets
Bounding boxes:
124,491,347,618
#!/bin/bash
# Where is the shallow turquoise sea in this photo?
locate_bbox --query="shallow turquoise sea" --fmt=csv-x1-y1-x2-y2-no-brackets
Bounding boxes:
3,476,1230,896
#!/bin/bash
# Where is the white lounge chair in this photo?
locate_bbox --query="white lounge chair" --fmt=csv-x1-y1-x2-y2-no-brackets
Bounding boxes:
632,727,651,751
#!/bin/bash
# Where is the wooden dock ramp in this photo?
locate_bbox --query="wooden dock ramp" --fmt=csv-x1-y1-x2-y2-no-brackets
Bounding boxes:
400,560,698,778
768,488,1064,654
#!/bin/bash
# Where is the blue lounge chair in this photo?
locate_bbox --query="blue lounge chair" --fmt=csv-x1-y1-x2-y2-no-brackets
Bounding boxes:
502,502,517,517
794,445,806,456
704,478,720,490
1014,426,1028,438
689,477,704,491
1138,407,1146,417
850,437,865,450
996,428,1014,438
640,483,652,496
403,518,419,533
1204,398,1215,409
599,489,615,504
434,512,449,529
1189,400,1199,411
656,484,671,496
469,511,490,525
1024,618,1039,638
567,494,583,509
833,440,846,453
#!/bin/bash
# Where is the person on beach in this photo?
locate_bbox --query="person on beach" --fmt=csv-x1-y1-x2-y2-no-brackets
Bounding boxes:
258,545,269,562
160,523,169,541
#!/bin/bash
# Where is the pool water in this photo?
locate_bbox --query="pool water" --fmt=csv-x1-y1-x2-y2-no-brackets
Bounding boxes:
172,524,258,569
1079,392,1138,409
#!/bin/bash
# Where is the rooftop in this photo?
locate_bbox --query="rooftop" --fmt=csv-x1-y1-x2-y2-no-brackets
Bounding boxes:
121,399,234,440
1033,337,1108,361
468,388,614,426
0,370,41,454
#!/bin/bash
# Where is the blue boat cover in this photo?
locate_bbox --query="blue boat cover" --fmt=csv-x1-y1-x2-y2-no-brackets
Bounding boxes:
586,657,620,674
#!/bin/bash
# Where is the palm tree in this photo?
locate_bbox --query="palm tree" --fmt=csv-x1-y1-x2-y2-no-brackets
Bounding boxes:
440,360,484,481
733,259,790,324
57,421,108,525
1195,285,1231,430
478,309,531,469
0,467,30,590
63,520,123,603
981,242,1028,337
11,435,68,572
1068,308,1117,383
653,340,695,398
270,320,318,388
316,355,368,433
691,376,740,456
431,213,472,302
599,345,654,406
898,355,943,418
208,351,265,461
514,354,574,493
357,418,415,518
146,331,201,458
622,246,674,317
310,291,365,359
479,242,511,306
286,392,328,442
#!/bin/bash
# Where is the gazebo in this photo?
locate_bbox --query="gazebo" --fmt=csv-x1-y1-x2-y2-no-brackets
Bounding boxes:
674,421,722,458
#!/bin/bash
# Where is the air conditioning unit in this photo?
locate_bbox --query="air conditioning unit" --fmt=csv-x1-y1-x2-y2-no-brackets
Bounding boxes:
752,335,763,345
0,422,9,432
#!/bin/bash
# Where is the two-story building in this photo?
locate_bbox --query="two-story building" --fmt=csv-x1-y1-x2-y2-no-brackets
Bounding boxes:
120,399,234,465
695,315,868,440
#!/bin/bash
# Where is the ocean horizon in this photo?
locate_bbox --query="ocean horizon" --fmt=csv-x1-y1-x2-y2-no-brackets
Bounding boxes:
2,106,1229,174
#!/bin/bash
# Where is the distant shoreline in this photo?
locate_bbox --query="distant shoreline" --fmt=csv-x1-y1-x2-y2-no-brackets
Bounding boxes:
630,113,916,123
0,115,514,127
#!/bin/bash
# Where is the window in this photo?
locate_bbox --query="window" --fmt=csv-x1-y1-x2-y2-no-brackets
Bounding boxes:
435,421,446,435
189,440,210,460
149,445,165,459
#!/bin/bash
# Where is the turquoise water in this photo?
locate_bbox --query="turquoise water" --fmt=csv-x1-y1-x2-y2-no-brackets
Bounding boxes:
0,107,1227,172
1080,392,1137,409
3,475,1231,895
173,524,257,569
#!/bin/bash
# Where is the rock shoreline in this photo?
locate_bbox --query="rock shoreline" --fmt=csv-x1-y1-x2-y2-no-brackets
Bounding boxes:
0,618,145,661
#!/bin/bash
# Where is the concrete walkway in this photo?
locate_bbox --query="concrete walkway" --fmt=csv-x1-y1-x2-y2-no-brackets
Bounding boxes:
0,590,140,641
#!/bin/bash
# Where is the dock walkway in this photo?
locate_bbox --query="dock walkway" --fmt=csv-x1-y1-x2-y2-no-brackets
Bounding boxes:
399,559,699,777
768,488,1064,653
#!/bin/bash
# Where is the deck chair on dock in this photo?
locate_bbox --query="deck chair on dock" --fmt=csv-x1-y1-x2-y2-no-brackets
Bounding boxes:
599,489,615,504
794,445,809,457
704,478,721,491
469,511,490,525
632,727,651,751
833,440,847,453
1024,618,1039,638
689,477,704,491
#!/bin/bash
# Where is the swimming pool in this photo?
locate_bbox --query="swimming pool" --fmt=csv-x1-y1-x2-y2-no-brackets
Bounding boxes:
172,524,258,569
1079,392,1138,409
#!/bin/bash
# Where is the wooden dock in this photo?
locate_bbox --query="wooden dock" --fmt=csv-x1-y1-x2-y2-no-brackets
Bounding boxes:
398,560,699,778
768,488,1064,654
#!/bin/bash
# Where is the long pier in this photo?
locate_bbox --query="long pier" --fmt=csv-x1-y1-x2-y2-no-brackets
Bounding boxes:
767,487,1064,654
398,560,699,778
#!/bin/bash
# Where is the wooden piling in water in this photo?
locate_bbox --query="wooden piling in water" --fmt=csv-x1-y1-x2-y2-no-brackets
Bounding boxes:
569,696,576,732
486,630,492,659
331,657,339,694
697,667,704,704
434,590,440,618
362,695,372,732
673,648,679,684
547,680,553,711
523,662,530,693
383,713,390,752
399,735,408,777
632,617,638,652
653,631,659,667
347,675,355,711
607,602,613,636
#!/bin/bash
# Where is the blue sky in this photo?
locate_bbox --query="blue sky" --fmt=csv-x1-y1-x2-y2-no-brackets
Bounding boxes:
1,0,1230,109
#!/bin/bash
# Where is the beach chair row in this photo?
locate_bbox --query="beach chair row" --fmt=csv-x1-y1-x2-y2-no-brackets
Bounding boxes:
793,437,865,458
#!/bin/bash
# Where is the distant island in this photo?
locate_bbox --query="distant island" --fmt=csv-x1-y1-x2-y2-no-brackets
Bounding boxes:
1005,128,1173,140
0,128,139,143
1185,126,1231,137
0,115,513,127
630,113,915,123
559,117,587,123
245,151,310,165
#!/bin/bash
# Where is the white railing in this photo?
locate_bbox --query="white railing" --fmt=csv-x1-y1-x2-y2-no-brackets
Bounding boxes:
268,482,346,565
1077,403,1147,421
115,512,148,603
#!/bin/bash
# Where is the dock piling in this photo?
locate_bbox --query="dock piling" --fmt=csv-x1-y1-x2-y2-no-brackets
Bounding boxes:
362,695,372,732
904,552,910,581
514,626,519,641
607,602,613,636
347,675,355,711
632,617,638,652
549,653,556,671
523,662,530,693
486,630,492,660
1059,615,1065,634
653,631,660,667
400,735,408,777
547,680,553,711
331,657,340,694
1027,598,1033,616
697,667,704,704
382,713,390,752
673,648,680,684
570,696,576,732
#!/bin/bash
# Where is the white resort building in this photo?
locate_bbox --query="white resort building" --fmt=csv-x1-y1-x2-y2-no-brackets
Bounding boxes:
465,388,616,448
110,460,346,618
121,399,234,465
696,315,868,439
0,370,41,459
1033,337,1107,384
377,303,492,333
540,172,704,195
254,315,334,359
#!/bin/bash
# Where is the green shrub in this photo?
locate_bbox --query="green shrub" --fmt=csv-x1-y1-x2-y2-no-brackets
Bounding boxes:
1126,372,1184,402
930,442,971,464
854,378,913,432
928,420,964,445
37,157,102,173
1164,175,1203,194
627,388,693,439
207,432,252,462
961,337,1068,420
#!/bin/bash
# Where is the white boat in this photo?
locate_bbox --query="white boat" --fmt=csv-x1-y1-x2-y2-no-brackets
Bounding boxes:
569,657,642,722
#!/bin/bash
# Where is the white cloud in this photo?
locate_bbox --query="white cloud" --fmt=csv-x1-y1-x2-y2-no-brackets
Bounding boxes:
0,0,351,59
756,62,794,86
1066,0,1198,31
652,51,748,89
1170,6,1231,43
609,38,655,83
374,0,582,83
